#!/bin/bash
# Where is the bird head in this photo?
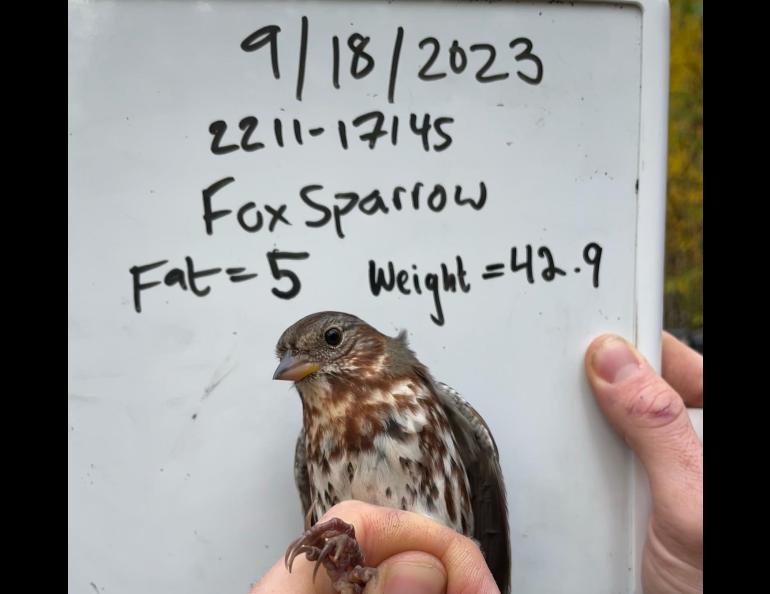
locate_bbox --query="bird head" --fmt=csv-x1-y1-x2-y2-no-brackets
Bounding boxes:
273,311,399,384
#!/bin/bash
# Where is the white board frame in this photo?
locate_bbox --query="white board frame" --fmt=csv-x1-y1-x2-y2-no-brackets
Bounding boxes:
68,2,677,593
616,1,671,591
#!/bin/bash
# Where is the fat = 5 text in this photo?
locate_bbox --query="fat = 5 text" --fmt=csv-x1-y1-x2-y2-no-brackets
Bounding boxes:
129,246,601,326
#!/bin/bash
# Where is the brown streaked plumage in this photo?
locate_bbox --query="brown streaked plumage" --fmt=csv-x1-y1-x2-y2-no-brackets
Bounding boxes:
275,311,510,594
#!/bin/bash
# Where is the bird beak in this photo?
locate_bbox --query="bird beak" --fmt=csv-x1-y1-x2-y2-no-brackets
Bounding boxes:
272,352,320,382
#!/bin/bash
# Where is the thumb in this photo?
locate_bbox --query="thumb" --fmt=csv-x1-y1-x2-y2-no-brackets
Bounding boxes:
585,335,702,524
364,552,447,594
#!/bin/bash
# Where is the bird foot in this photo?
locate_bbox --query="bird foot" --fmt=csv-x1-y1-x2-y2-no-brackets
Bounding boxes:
285,517,377,594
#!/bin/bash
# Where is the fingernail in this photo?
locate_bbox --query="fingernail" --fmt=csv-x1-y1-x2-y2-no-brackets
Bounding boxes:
383,561,446,594
592,336,642,384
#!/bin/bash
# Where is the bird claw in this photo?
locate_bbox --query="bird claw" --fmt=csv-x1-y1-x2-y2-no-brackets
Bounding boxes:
284,517,377,594
285,543,315,571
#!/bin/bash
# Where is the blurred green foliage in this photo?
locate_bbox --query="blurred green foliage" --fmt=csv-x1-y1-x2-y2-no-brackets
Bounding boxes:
665,0,702,329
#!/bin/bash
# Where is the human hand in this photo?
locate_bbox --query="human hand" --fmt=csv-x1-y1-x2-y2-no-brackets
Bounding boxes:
249,499,500,594
585,332,703,593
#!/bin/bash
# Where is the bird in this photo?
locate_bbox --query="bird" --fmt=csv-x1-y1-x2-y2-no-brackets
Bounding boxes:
273,311,510,594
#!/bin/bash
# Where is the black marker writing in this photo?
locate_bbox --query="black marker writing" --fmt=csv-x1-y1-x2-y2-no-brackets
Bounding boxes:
241,19,543,103
202,177,291,235
369,256,470,326
299,181,487,239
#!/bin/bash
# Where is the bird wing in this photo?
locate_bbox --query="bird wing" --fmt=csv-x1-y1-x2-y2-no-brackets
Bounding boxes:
433,381,511,594
293,428,314,529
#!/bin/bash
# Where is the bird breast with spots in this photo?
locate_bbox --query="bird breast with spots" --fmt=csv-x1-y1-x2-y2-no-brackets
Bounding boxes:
301,376,474,536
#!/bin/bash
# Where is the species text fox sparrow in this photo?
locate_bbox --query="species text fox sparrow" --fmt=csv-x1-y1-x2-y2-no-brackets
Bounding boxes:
273,311,510,593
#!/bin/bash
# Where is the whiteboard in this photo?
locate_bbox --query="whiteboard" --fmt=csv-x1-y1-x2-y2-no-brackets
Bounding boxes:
68,1,670,593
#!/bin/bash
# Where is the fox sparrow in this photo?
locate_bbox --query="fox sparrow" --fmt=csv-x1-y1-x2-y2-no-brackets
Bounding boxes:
274,311,510,594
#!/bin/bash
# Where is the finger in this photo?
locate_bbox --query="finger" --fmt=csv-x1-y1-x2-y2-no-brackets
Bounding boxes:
250,551,448,594
250,502,498,594
585,335,703,521
364,551,447,594
661,331,703,408
319,501,500,594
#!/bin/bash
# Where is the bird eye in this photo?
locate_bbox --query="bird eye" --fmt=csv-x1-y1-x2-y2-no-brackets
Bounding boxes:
324,327,342,346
